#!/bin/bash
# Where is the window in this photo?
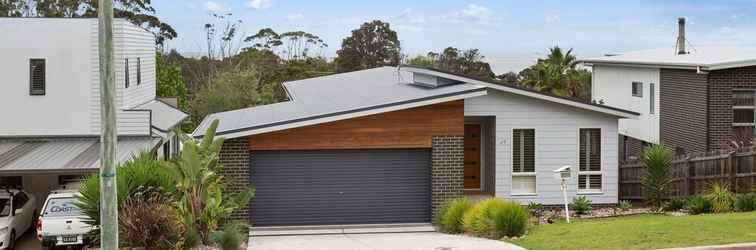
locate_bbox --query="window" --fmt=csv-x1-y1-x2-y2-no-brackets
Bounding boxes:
733,90,756,134
12,192,28,210
649,83,655,114
42,197,82,217
579,129,602,192
125,58,130,88
632,82,643,97
29,59,46,95
137,57,141,85
163,142,170,161
512,129,536,195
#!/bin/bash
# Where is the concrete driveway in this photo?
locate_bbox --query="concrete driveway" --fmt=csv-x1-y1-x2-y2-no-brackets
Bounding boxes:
249,232,525,250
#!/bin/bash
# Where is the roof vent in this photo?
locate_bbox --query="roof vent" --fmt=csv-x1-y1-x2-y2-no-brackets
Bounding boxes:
410,72,464,88
676,17,687,55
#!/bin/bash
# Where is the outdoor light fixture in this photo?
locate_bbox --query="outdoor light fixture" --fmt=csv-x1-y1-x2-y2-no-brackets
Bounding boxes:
553,165,572,223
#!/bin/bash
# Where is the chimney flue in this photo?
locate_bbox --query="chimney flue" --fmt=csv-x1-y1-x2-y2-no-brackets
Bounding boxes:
677,17,686,55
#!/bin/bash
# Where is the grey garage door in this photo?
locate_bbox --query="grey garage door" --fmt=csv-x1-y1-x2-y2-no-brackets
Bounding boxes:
250,149,431,226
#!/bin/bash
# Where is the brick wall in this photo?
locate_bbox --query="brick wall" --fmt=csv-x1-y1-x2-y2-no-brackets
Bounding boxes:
431,136,464,217
218,137,251,221
660,69,709,153
708,66,756,150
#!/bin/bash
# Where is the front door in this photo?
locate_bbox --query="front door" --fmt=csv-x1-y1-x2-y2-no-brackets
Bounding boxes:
464,124,482,190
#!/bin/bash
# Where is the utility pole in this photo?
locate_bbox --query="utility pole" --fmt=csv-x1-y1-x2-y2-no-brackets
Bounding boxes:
98,0,119,249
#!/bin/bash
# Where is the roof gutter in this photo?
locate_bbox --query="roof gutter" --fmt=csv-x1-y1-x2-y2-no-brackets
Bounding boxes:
579,60,708,71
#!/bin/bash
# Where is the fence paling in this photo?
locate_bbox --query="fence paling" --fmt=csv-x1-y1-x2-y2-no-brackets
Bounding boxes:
619,147,756,201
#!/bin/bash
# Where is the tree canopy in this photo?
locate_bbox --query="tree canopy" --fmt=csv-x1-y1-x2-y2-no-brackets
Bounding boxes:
335,20,401,72
408,47,495,80
519,47,591,99
1,0,176,45
245,28,328,61
156,54,188,109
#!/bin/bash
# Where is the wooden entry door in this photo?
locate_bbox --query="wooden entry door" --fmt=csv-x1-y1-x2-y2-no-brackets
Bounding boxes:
464,124,482,189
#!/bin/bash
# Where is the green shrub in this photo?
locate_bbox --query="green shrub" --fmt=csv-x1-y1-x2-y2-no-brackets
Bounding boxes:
76,152,175,243
527,202,545,218
491,201,529,238
462,198,529,238
641,144,673,211
704,182,734,213
570,196,592,215
435,197,473,233
734,193,756,212
211,222,246,250
617,200,632,211
686,196,712,215
463,198,505,237
118,191,179,249
664,198,686,211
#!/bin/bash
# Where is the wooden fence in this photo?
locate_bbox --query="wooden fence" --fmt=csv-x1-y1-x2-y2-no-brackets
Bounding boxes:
619,147,756,200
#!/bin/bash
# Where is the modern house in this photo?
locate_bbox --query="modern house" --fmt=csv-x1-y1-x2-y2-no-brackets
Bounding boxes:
0,18,187,205
193,65,637,226
581,18,756,160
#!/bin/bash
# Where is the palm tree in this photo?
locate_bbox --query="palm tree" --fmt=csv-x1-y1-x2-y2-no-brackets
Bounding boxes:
520,47,590,99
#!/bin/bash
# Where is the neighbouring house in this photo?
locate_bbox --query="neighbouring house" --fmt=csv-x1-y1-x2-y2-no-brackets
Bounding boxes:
0,18,187,205
581,18,756,160
192,65,637,227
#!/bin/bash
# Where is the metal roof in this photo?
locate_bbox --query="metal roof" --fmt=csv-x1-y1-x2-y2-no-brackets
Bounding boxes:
193,66,638,139
580,47,756,70
130,99,188,133
0,137,161,175
193,66,488,138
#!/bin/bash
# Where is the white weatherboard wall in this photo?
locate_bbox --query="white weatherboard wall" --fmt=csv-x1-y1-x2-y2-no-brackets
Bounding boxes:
0,19,93,136
0,18,154,136
91,19,156,135
592,65,660,143
465,91,619,204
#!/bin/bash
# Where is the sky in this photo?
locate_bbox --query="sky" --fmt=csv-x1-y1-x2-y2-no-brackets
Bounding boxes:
152,0,756,74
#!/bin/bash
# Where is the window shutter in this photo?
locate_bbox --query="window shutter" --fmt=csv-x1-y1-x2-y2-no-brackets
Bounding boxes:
137,57,141,85
513,129,535,173
29,59,46,95
125,58,130,88
579,129,601,172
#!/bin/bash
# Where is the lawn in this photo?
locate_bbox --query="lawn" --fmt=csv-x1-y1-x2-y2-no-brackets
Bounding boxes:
510,212,756,250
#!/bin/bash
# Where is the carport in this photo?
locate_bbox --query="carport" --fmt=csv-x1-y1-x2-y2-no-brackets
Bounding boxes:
0,137,161,206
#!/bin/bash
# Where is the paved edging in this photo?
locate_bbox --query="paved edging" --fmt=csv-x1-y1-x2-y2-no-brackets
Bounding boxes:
658,242,756,250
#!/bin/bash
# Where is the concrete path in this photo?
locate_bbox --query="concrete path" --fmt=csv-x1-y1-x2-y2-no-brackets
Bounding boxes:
249,232,525,250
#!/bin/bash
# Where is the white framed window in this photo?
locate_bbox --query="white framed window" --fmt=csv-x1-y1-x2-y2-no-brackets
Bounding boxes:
733,90,755,135
512,129,536,195
632,81,643,97
579,128,602,193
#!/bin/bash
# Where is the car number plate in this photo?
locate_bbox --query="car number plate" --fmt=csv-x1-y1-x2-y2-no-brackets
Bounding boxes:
62,235,77,242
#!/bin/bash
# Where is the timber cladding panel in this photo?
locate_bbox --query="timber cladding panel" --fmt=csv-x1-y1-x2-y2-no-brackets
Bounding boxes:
248,100,464,150
659,69,709,154
708,66,756,150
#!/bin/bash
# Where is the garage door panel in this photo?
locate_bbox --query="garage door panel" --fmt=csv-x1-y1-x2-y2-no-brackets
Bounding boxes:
250,149,431,226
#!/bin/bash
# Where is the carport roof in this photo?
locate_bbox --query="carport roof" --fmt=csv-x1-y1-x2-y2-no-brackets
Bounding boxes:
0,137,161,175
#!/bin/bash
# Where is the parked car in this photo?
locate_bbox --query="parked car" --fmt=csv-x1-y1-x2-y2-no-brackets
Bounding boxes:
0,188,36,250
37,189,92,250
